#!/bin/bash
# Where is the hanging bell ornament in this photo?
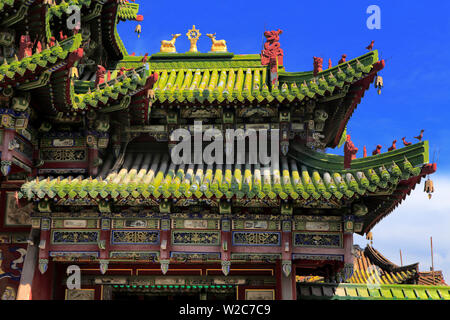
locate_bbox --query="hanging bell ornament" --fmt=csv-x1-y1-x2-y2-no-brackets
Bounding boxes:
366,232,373,245
135,24,142,38
69,66,79,78
424,178,434,200
375,75,383,95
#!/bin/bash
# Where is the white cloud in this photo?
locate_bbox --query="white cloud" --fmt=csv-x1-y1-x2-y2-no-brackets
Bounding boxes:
355,174,450,283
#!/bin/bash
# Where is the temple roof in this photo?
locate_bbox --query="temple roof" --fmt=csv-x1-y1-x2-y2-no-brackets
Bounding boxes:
349,245,419,285
20,141,432,232
21,140,428,200
0,34,83,87
418,271,447,286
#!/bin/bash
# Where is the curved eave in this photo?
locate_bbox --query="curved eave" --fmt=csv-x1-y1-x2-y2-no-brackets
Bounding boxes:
19,141,432,205
364,245,419,274
362,162,436,234
70,69,157,114
117,1,141,21
290,140,430,173
0,34,82,88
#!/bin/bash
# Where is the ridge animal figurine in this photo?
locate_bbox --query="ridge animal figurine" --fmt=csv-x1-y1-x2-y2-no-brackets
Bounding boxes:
402,137,412,146
414,129,425,141
344,135,358,169
366,40,374,51
160,34,181,53
372,144,382,155
206,33,227,52
95,65,107,87
388,140,397,152
313,56,323,76
338,54,347,64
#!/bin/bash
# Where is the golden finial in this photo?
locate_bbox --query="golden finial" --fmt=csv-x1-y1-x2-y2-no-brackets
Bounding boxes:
186,25,201,53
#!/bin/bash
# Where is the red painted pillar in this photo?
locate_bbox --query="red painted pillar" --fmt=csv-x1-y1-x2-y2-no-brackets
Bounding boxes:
31,260,53,300
342,215,355,282
275,260,282,300
279,219,295,300
99,219,111,274
1,129,15,176
159,218,171,274
32,218,52,299
220,218,231,276
343,233,354,265
88,147,99,177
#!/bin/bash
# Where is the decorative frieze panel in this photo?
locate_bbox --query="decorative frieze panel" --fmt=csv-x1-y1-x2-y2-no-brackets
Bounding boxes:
293,216,342,232
51,230,99,244
111,230,160,245
52,219,99,229
12,135,33,159
294,221,342,232
292,254,344,261
232,220,280,231
172,231,220,246
172,219,219,230
50,251,99,260
293,232,342,248
109,251,159,261
112,219,160,229
0,233,28,244
231,253,281,262
65,289,95,300
233,199,280,208
40,134,86,148
172,199,219,207
170,252,221,261
232,231,281,246
40,149,86,162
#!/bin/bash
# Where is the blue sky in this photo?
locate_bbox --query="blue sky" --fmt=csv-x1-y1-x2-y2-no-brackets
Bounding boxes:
118,1,450,279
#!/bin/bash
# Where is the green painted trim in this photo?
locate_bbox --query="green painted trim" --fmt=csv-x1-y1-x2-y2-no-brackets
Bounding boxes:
298,282,450,300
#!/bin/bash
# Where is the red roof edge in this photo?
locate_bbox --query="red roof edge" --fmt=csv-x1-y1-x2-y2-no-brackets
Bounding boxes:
332,59,386,147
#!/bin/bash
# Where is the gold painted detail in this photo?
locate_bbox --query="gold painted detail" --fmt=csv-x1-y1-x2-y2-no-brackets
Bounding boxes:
186,25,201,53
206,33,227,52
160,34,182,53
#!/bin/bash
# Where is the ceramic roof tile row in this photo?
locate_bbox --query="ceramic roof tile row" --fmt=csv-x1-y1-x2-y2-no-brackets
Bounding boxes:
418,271,447,286
298,283,450,300
151,56,374,104
0,34,82,85
20,142,426,201
71,68,148,110
117,1,140,20
349,246,418,285
0,0,15,11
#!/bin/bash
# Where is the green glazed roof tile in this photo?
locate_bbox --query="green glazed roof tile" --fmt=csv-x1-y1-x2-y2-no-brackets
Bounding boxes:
0,34,82,85
20,141,429,202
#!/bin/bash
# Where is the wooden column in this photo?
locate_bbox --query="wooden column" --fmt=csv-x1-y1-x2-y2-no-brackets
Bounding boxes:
159,218,171,274
279,219,295,300
16,229,40,300
31,259,53,300
88,146,99,177
220,218,231,276
99,218,111,274
342,215,355,282
343,233,354,265
1,129,15,176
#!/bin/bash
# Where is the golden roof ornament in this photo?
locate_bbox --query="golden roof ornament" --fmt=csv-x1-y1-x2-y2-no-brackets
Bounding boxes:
186,25,201,53
206,33,227,53
160,34,181,53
